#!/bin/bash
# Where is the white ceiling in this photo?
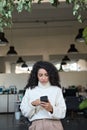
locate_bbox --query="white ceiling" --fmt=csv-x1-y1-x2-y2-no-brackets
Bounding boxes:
12,2,87,30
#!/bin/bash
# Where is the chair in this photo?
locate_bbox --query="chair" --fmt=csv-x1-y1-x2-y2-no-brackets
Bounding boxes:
65,96,81,119
64,88,78,97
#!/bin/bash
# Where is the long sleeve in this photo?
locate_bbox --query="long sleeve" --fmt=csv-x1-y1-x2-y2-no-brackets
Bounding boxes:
51,88,66,119
20,89,36,119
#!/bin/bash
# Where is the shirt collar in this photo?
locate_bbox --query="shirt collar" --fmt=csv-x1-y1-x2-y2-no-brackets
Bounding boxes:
38,81,51,89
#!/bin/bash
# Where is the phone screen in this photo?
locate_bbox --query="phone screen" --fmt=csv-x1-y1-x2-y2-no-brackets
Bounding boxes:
40,96,48,102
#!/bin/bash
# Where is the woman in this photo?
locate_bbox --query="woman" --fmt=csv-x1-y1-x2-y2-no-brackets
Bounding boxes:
20,61,66,130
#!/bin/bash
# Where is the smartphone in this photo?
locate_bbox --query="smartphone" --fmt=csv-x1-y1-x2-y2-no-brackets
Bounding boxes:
40,96,48,102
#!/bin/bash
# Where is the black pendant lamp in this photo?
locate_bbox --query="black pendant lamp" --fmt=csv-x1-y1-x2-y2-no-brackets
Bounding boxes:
7,46,18,55
62,55,70,62
59,64,63,72
16,57,24,64
27,68,30,72
61,61,67,65
0,32,8,46
67,44,78,53
75,28,85,43
21,62,28,68
58,61,66,72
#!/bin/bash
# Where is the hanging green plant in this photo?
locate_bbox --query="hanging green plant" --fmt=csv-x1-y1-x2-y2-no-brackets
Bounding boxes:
83,26,87,44
0,0,14,32
66,0,87,23
0,0,33,32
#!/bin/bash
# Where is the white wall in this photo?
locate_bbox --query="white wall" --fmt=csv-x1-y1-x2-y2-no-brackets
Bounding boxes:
0,72,87,91
0,73,28,91
59,71,87,88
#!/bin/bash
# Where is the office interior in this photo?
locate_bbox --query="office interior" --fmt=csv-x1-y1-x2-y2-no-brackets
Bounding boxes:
0,1,87,130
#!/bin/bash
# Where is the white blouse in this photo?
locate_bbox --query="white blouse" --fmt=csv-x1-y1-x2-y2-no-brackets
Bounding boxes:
20,82,66,121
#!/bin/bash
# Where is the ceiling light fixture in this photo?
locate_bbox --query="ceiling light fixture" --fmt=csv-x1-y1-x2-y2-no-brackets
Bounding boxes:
61,61,67,65
16,57,24,64
21,62,28,68
27,68,29,71
0,32,8,46
67,44,78,53
58,60,67,72
7,46,18,56
58,64,63,72
62,55,70,62
75,28,85,43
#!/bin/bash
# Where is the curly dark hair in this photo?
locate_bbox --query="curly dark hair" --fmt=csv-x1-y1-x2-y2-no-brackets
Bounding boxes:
25,61,61,89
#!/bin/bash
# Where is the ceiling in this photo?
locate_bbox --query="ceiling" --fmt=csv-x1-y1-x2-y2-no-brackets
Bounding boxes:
1,1,87,73
12,2,87,30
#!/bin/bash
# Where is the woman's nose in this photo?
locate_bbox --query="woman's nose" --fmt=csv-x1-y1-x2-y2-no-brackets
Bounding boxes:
42,76,46,79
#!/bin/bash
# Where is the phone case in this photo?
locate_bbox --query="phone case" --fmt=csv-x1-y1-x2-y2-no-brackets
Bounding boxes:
40,96,48,102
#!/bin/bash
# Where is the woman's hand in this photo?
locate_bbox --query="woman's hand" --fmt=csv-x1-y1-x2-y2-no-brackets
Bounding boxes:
31,99,40,106
40,101,53,113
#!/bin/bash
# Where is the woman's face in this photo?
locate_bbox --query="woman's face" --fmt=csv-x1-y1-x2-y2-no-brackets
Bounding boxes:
37,68,49,84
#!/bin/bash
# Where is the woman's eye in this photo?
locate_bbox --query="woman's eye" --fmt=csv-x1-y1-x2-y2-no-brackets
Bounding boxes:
38,73,48,77
45,74,48,77
39,74,43,77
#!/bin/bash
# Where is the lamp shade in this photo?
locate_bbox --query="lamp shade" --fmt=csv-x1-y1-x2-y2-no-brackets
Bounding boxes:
62,55,70,62
16,57,24,64
75,28,85,43
0,32,8,46
7,46,18,55
67,44,78,53
61,61,67,65
21,62,28,68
